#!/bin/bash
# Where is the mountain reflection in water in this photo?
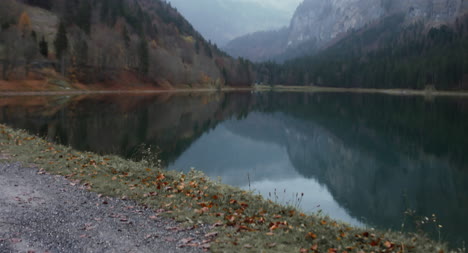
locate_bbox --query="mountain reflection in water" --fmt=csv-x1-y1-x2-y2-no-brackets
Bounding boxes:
1,92,467,248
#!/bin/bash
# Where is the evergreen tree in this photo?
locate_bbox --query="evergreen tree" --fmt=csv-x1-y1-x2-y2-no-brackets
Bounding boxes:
76,39,88,66
39,36,48,58
31,30,37,42
77,0,92,34
100,0,110,22
138,38,149,74
54,21,68,59
123,26,130,49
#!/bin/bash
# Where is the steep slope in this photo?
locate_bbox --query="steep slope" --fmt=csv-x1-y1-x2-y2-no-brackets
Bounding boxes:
0,0,254,88
256,13,468,89
287,0,468,48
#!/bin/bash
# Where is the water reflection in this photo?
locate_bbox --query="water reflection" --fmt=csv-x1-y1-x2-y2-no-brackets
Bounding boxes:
1,92,468,247
167,122,364,227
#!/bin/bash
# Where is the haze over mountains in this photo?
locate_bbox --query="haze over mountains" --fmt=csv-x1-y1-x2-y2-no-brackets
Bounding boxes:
226,0,468,62
165,0,301,47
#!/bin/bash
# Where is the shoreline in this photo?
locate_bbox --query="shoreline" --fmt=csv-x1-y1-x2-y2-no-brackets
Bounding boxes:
0,87,253,97
0,124,454,252
257,85,468,97
2,84,468,97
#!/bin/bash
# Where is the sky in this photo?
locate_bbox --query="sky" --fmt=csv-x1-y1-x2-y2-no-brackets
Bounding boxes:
233,0,302,13
166,0,303,46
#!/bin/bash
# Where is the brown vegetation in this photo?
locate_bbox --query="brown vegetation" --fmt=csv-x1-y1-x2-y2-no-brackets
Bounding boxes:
0,0,255,91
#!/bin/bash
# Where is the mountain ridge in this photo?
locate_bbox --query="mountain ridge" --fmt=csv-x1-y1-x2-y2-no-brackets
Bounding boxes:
225,0,468,62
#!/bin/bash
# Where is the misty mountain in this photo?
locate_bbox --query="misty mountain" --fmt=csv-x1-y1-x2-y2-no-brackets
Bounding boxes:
225,0,468,62
223,27,289,62
165,0,299,47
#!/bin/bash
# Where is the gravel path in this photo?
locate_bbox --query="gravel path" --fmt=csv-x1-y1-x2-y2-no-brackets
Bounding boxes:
0,162,213,253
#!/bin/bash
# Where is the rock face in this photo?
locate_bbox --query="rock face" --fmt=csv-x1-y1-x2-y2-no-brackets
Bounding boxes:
288,0,468,48
225,0,468,61
287,0,384,48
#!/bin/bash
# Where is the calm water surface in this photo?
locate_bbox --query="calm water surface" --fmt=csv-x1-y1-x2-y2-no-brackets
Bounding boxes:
1,92,467,247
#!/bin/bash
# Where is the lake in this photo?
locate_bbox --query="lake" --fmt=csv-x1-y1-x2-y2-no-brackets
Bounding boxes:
1,91,467,248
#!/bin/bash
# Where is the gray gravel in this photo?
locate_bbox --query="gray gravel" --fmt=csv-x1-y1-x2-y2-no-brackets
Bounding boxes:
0,162,213,253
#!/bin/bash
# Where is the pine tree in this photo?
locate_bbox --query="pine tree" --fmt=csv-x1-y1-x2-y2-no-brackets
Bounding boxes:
54,21,68,76
123,26,130,48
31,30,37,42
39,36,48,58
54,21,68,60
138,38,149,74
77,0,92,34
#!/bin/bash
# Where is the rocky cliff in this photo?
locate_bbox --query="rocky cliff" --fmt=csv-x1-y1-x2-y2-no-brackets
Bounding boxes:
225,0,468,62
288,0,468,48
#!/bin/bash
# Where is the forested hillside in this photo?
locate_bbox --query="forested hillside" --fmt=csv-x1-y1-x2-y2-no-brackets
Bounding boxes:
0,0,254,88
256,14,468,90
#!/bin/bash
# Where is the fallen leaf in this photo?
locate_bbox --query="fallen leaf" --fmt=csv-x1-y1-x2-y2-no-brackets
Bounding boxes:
200,243,210,249
267,243,277,248
300,248,308,253
10,238,22,243
156,173,165,181
244,244,253,249
211,222,223,228
164,237,176,242
308,232,317,239
182,243,199,247
145,234,156,239
205,232,218,238
384,241,393,248
180,237,194,244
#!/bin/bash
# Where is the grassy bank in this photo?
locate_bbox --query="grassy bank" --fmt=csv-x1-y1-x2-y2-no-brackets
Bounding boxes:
0,124,456,253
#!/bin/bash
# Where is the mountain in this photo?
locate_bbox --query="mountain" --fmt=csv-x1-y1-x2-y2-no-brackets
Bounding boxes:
165,0,299,47
256,12,468,89
225,0,468,62
223,28,289,62
287,0,468,48
0,0,254,88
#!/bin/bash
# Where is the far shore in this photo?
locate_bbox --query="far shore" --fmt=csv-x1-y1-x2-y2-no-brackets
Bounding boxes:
2,81,468,97
256,84,468,97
